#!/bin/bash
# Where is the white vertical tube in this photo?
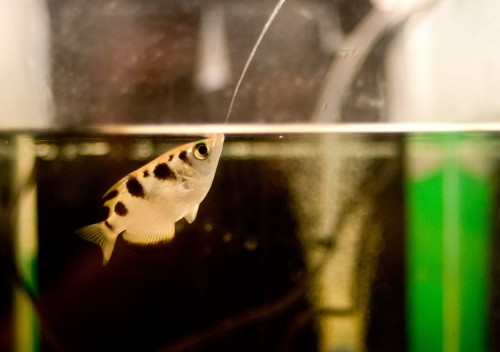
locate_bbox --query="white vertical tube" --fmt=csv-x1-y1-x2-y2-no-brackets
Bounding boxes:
195,3,232,93
0,0,52,128
387,0,500,123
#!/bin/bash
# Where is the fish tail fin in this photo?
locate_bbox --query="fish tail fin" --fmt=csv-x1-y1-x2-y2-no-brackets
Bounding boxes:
75,223,116,265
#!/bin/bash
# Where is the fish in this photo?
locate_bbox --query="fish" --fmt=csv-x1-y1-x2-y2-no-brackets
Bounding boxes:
76,134,225,265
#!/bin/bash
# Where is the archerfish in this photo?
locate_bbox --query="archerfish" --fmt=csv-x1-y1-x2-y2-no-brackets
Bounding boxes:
76,134,224,265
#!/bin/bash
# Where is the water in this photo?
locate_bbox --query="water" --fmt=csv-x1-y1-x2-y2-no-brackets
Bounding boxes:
0,128,499,351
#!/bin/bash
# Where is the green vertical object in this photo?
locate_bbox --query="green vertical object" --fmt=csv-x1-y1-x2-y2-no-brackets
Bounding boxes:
406,133,490,352
14,135,40,352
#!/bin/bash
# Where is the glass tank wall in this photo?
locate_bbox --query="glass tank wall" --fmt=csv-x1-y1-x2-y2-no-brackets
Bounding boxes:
1,1,499,352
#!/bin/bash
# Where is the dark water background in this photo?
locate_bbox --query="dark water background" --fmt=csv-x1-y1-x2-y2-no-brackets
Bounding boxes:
0,132,408,351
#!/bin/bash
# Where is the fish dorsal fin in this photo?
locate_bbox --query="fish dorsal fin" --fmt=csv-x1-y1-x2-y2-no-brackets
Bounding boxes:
184,204,199,224
122,223,175,246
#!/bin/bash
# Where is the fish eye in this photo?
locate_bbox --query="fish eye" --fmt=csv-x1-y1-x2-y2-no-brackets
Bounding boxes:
193,142,210,160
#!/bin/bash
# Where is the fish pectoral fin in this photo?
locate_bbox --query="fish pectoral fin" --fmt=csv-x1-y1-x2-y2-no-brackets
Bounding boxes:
122,224,175,246
184,204,199,224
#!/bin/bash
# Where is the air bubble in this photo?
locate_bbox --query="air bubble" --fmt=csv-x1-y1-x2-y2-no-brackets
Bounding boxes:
244,238,259,251
222,232,233,243
78,142,110,156
130,141,153,160
62,144,78,160
36,144,59,160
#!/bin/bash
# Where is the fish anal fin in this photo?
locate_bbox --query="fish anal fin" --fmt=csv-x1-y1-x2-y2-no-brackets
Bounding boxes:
122,224,175,246
75,223,116,265
184,204,199,224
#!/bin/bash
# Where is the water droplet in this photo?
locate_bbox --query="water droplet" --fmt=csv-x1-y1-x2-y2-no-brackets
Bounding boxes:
338,47,359,58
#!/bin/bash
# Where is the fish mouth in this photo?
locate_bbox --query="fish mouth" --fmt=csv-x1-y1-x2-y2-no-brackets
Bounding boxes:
214,133,225,144
205,133,225,147
205,133,224,158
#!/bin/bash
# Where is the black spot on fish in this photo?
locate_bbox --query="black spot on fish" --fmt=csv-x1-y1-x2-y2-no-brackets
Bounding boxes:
154,163,176,180
126,177,145,198
143,170,150,177
179,150,188,161
102,190,118,203
105,220,113,230
168,154,174,161
115,201,128,216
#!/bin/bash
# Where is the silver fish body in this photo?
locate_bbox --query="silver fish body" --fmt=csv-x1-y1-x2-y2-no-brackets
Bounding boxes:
76,134,224,265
